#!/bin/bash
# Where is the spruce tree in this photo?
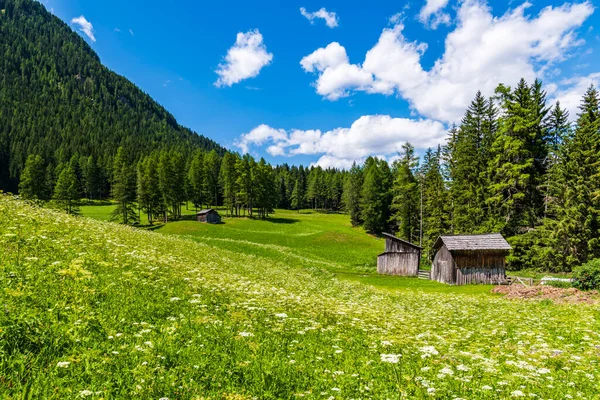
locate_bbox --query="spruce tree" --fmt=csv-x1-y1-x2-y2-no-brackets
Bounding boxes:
421,146,450,254
19,154,49,201
203,150,221,207
290,178,303,212
342,162,363,226
488,80,537,235
391,143,420,243
220,152,238,217
554,85,600,266
361,157,392,234
450,92,495,233
53,162,80,214
111,147,138,224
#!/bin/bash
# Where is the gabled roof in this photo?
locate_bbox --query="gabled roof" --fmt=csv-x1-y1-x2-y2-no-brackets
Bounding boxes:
382,232,422,249
434,233,511,251
197,209,217,215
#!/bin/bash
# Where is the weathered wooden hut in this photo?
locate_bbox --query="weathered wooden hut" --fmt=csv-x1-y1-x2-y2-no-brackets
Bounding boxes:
197,209,221,224
377,233,422,276
431,233,511,285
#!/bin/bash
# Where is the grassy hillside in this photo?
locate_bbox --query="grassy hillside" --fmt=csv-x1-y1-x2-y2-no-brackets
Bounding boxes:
2,196,600,398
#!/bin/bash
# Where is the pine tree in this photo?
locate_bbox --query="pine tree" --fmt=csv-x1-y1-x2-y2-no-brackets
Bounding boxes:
488,80,537,235
391,143,420,243
235,154,254,216
421,146,450,254
53,162,80,214
220,152,238,217
82,155,106,200
204,150,221,207
19,154,49,201
342,162,363,226
188,150,205,211
554,85,600,267
361,157,392,234
290,178,304,212
449,92,495,233
137,153,161,224
158,150,185,220
111,147,138,224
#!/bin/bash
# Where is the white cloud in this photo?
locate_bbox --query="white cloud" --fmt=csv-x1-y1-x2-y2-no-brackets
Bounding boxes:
419,0,451,29
236,115,447,168
236,124,287,154
114,28,121,33
551,72,600,118
129,29,134,36
300,7,339,28
301,0,594,123
215,30,273,87
71,15,96,42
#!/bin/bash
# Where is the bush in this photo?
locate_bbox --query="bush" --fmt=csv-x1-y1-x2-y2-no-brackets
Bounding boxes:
572,259,600,290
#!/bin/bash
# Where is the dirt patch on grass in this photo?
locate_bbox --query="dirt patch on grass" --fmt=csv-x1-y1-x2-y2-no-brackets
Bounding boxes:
492,284,599,304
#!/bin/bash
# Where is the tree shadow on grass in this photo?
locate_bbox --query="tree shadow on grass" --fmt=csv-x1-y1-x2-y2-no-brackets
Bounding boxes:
246,216,300,224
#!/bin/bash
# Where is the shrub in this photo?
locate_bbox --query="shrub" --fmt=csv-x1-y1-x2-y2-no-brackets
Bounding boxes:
572,259,600,290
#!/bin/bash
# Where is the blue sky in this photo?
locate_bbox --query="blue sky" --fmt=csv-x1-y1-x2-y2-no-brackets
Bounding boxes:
45,0,599,168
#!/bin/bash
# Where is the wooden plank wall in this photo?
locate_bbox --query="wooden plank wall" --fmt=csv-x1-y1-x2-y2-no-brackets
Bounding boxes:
431,244,455,284
385,239,419,253
456,267,506,285
377,253,419,276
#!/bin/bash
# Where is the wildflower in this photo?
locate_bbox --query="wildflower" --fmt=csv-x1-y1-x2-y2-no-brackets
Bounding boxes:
79,390,93,397
331,388,341,392
511,390,525,397
289,360,296,364
380,354,401,364
169,297,181,302
275,313,288,318
56,361,70,368
456,364,469,371
419,346,439,358
482,386,493,390
381,340,393,347
334,349,343,354
239,331,254,337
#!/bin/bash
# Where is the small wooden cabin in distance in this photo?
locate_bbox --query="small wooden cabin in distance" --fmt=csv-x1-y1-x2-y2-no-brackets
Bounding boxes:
431,233,511,285
377,233,422,277
196,209,221,224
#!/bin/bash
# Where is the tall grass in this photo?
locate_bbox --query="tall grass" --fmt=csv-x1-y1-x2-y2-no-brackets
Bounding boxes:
2,195,599,398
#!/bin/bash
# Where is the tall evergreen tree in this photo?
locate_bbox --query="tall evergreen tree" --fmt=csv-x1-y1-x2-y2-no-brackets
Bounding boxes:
391,143,420,243
488,79,537,235
188,150,205,211
111,147,138,224
449,92,496,233
421,146,450,254
204,150,221,207
220,152,238,217
361,157,392,234
343,162,363,226
53,162,80,214
19,154,49,201
554,85,600,267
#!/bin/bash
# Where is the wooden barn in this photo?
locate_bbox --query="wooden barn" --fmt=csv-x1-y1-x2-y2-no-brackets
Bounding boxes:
431,233,511,285
196,209,221,224
377,233,422,276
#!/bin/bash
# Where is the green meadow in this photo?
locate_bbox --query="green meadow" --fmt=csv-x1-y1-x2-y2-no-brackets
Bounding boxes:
1,196,599,399
79,203,493,296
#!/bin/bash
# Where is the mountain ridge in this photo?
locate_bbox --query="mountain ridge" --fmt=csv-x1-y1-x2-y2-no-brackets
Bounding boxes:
0,0,225,192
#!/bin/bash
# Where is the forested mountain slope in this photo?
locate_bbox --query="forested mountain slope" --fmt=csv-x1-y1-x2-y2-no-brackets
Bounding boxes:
0,0,224,192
